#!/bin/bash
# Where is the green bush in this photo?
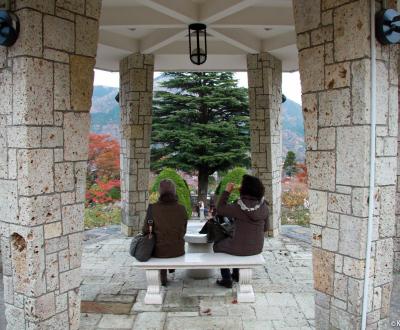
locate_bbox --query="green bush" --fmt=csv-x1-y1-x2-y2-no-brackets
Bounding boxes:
216,167,247,203
151,168,192,217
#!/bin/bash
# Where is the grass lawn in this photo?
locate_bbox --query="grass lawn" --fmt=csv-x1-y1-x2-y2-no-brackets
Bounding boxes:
281,207,310,227
84,204,121,230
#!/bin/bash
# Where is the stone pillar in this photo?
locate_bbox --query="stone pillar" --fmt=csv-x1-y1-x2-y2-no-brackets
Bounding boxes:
293,0,398,328
119,54,154,236
0,1,101,329
396,95,400,273
247,53,282,237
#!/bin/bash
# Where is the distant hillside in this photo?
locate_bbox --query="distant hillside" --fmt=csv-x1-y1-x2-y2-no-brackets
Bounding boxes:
90,84,305,161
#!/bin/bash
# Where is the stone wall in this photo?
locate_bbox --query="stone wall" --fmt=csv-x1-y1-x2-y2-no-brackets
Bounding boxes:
119,54,154,236
0,1,101,328
293,0,398,328
247,53,282,237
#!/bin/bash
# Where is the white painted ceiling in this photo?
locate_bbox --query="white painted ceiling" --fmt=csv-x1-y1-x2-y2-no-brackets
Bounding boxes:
97,0,298,72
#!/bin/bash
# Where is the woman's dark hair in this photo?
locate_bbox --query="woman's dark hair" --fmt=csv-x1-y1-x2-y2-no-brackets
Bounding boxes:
239,175,265,200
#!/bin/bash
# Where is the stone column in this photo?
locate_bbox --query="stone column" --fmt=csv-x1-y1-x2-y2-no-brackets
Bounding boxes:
119,54,154,236
293,0,398,328
0,1,101,329
247,53,282,237
395,93,400,272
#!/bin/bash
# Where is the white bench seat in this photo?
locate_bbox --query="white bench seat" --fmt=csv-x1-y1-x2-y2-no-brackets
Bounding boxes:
133,253,265,304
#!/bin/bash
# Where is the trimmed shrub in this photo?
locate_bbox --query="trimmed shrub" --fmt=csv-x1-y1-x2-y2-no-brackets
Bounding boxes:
151,168,192,217
216,167,247,203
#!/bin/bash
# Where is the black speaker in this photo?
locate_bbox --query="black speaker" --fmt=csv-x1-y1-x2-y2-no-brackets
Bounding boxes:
0,10,20,47
376,9,400,45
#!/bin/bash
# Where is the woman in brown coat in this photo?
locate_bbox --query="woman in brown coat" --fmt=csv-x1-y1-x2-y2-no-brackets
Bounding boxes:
214,174,268,288
142,179,188,285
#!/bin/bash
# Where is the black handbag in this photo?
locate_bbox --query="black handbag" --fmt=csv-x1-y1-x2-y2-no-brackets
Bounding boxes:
129,206,155,261
200,216,235,243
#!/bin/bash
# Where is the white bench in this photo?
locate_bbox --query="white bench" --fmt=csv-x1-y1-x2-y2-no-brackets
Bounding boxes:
132,252,265,304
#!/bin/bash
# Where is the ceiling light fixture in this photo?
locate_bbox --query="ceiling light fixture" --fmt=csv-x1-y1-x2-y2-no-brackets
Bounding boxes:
188,23,207,65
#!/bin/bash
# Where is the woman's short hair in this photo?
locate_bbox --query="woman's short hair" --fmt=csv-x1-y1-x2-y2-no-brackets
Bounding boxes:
239,174,265,200
158,179,177,201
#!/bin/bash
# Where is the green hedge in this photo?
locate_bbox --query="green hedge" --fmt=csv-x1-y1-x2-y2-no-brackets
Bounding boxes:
216,167,247,203
151,168,192,217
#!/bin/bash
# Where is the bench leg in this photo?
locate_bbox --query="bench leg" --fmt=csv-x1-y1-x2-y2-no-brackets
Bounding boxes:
144,270,163,304
237,269,255,303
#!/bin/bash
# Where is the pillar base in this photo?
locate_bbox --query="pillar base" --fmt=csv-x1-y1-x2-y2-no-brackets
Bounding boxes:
121,223,139,237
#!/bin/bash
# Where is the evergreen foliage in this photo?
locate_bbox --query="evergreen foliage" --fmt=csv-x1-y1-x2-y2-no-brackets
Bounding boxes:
283,151,297,176
151,168,192,217
216,167,247,203
151,72,250,202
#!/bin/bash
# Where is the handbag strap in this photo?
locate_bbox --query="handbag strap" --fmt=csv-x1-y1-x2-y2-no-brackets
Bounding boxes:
147,204,154,237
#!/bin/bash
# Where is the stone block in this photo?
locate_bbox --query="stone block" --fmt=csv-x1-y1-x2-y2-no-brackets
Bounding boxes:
328,193,351,215
319,89,351,127
325,62,350,89
309,189,327,226
44,222,62,239
69,288,81,329
62,203,84,234
56,0,84,14
15,0,55,13
352,187,369,217
43,48,69,63
330,306,361,329
86,0,102,19
5,305,25,329
334,1,370,62
312,248,334,295
375,239,393,286
76,15,99,57
7,126,41,148
68,232,82,269
17,149,54,196
302,93,318,150
45,253,59,291
351,59,371,124
60,268,81,293
55,162,75,192
327,212,339,229
45,236,68,254
376,61,389,125
74,161,87,202
296,32,310,50
129,69,147,92
336,126,370,187
375,157,396,186
333,273,348,301
347,277,364,315
321,227,339,252
56,293,68,313
298,46,324,93
44,15,74,52
8,9,42,57
378,186,396,238
339,215,367,259
70,55,95,111
19,194,61,226
318,127,335,150
42,127,63,148
293,0,321,33
25,292,56,322
54,63,71,111
64,112,90,161
13,57,53,125
343,256,366,279
0,69,12,114
306,151,335,191
59,249,70,272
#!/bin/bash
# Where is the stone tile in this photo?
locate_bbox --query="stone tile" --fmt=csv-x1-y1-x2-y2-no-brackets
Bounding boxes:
165,316,243,330
13,57,53,125
306,151,335,191
312,248,334,295
339,215,367,259
76,16,99,57
98,314,135,329
133,312,166,329
17,149,54,196
54,63,71,111
293,0,321,33
44,15,74,52
318,89,351,127
70,55,95,111
64,112,90,161
62,203,84,234
298,46,324,93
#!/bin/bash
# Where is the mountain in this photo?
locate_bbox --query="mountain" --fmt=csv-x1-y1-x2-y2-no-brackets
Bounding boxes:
90,84,305,161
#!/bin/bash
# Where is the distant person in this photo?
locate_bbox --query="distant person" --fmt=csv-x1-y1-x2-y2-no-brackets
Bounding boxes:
142,179,188,286
214,175,269,288
199,201,205,220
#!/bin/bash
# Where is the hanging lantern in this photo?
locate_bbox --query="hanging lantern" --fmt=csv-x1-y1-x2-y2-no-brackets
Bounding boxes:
188,23,207,65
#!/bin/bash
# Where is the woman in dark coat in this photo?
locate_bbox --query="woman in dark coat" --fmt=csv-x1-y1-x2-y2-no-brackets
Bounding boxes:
214,174,268,288
142,179,188,285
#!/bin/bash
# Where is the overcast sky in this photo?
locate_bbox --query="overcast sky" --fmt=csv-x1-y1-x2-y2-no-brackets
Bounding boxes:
94,69,302,105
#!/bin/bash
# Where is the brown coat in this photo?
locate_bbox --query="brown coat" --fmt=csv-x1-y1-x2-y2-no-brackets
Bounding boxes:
142,197,188,258
213,191,268,256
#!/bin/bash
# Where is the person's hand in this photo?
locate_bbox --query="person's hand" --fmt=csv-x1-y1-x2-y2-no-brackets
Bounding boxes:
226,182,235,193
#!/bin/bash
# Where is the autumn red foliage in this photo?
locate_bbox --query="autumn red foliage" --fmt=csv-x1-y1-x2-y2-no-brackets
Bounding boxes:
87,134,121,205
295,163,308,184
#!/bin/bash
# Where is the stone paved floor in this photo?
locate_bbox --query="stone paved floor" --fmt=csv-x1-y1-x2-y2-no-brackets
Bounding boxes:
0,225,398,329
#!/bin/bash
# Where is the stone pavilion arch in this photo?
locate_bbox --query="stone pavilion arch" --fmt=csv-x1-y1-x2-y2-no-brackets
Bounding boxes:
0,0,398,329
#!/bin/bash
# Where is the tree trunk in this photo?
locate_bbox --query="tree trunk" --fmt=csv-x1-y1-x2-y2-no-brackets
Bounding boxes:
198,168,209,204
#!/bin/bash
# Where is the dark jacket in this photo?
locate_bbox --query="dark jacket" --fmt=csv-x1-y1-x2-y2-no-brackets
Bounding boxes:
142,194,188,258
213,191,268,256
